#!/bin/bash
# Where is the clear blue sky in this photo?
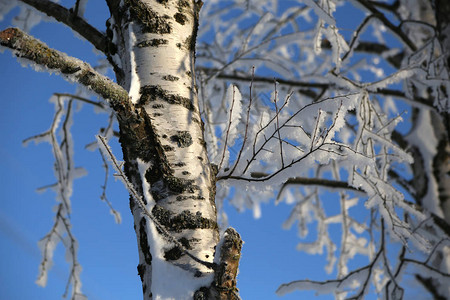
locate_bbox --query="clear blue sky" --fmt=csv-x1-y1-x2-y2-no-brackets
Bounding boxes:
0,2,377,300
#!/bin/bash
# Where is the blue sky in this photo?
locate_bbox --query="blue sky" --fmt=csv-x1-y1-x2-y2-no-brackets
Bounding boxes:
0,2,382,300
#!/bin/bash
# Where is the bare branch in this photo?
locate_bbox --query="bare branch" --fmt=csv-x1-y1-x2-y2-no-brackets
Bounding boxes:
355,0,417,51
53,93,106,109
18,0,108,53
282,176,360,192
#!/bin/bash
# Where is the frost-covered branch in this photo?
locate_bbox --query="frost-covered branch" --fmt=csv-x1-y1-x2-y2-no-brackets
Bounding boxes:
97,112,122,224
25,94,86,300
0,28,130,115
18,0,107,52
2,0,450,298
198,68,435,109
98,147,122,224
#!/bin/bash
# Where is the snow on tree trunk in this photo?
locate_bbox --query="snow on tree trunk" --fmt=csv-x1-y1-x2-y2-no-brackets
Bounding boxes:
0,0,242,298
106,1,223,298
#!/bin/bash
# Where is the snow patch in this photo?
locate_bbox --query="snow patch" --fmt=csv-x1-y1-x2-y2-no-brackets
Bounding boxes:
127,24,141,104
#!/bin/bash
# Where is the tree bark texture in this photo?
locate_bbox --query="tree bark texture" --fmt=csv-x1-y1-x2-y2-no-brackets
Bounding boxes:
105,1,240,299
0,0,243,297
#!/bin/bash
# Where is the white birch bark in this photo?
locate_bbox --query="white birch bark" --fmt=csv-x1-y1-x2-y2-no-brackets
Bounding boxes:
0,0,242,298
106,1,227,299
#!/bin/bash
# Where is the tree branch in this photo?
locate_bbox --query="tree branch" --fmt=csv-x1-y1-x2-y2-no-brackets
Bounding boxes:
18,0,108,53
0,27,131,119
355,0,417,51
211,228,243,300
199,67,434,108
282,176,360,191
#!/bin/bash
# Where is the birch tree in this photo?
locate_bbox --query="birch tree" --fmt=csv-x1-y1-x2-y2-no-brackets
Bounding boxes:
1,0,450,299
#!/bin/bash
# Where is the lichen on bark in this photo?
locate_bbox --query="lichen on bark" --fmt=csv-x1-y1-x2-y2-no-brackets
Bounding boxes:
151,205,218,232
126,0,172,34
139,85,195,111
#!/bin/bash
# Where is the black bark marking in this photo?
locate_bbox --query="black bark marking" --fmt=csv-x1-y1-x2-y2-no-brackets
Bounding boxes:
163,145,175,151
175,0,192,26
164,246,183,260
147,174,199,202
120,110,173,208
164,237,191,260
139,85,194,111
143,283,147,295
139,217,152,265
170,131,193,148
184,35,193,51
174,12,187,25
105,19,119,66
137,39,168,47
137,263,146,282
209,165,218,207
177,0,190,9
191,0,202,56
165,175,198,193
127,0,171,34
176,195,205,201
198,138,207,147
152,205,218,232
179,237,192,249
173,162,186,167
162,75,179,81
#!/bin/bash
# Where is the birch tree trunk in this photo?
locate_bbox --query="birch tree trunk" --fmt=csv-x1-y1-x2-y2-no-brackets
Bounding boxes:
0,0,242,298
104,0,240,298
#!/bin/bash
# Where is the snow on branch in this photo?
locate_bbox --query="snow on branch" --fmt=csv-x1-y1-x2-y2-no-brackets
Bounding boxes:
0,27,131,115
198,0,450,298
96,113,122,224
198,68,435,110
26,94,86,300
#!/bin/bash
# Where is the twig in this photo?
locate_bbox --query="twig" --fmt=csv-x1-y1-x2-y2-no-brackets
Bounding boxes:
96,135,215,269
